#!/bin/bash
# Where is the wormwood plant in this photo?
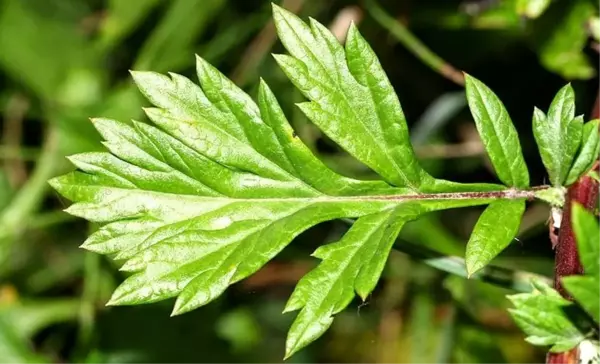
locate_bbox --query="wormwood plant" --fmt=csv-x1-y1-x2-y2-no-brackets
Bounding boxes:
50,5,600,359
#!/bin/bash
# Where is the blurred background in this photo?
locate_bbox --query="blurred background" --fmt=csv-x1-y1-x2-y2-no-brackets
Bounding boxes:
0,0,598,362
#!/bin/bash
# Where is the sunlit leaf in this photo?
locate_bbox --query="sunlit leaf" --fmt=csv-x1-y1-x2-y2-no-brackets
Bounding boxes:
464,74,529,188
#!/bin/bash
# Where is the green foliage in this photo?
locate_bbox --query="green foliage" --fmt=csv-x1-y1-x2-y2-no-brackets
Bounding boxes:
539,0,596,79
508,204,600,352
465,200,526,276
516,0,551,19
464,74,529,188
533,84,583,186
46,3,598,359
563,203,600,322
508,280,587,352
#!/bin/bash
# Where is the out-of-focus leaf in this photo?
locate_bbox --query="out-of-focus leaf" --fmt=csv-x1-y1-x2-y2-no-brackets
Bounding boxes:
411,91,466,145
453,325,507,363
0,316,48,363
100,0,164,49
589,16,600,42
134,0,226,72
516,0,551,19
0,0,94,100
539,0,596,80
216,308,262,353
0,298,80,338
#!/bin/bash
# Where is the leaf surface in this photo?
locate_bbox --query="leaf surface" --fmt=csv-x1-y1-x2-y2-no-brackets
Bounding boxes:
49,5,530,358
533,84,583,186
572,203,600,277
465,74,529,188
565,119,600,185
562,276,599,323
508,280,586,352
273,6,430,190
283,208,409,358
465,199,526,276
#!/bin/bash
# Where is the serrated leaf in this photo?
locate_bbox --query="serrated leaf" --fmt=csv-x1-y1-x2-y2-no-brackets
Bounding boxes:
465,199,526,276
284,208,408,358
562,276,599,323
464,74,529,188
49,5,532,358
533,84,583,186
51,57,496,319
572,203,599,277
272,5,431,190
508,281,586,352
565,119,600,185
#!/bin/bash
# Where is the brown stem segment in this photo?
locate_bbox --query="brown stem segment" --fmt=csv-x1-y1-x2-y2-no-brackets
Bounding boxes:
546,92,600,364
553,162,599,296
547,163,599,363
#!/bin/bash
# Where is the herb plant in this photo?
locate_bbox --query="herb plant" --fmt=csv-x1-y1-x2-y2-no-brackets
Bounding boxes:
50,4,600,359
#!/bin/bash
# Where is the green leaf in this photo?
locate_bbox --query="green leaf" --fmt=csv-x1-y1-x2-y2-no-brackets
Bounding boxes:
565,119,600,185
100,0,164,49
465,199,526,276
464,74,529,188
562,276,599,323
272,5,430,190
50,55,494,330
283,208,408,358
508,281,586,352
539,0,596,79
533,84,583,186
571,203,599,277
49,5,532,358
516,0,551,19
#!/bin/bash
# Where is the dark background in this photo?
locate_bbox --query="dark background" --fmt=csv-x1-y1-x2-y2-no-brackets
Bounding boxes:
0,0,597,362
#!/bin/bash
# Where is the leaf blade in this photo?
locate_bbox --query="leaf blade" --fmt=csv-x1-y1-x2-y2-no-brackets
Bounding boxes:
284,209,409,358
508,281,586,352
533,84,583,186
272,5,430,190
465,199,526,276
464,74,529,188
565,119,600,185
571,203,600,277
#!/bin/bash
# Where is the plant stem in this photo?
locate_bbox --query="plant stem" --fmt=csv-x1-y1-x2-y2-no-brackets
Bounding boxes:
0,125,62,267
546,94,600,364
365,0,465,86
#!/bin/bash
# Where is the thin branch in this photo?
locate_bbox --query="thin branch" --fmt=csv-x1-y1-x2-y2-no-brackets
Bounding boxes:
0,125,62,269
2,94,30,187
365,0,465,86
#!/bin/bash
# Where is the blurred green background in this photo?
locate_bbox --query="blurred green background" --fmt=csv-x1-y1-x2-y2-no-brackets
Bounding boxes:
0,0,597,362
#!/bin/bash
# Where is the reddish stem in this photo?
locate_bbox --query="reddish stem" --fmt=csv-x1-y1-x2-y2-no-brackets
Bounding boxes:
546,93,600,363
553,163,599,295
